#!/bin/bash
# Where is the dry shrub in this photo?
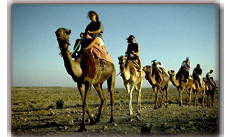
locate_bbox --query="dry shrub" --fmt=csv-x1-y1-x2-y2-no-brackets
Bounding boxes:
38,110,48,115
56,100,64,109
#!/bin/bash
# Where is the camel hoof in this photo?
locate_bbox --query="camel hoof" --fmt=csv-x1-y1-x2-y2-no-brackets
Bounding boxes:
78,127,87,132
109,117,115,123
90,118,96,125
127,112,133,115
95,117,100,123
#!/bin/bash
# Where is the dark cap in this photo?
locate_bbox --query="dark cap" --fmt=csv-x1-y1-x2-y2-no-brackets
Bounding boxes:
126,35,135,40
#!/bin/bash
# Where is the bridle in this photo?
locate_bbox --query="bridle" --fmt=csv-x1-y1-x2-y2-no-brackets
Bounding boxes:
56,36,71,53
59,42,70,52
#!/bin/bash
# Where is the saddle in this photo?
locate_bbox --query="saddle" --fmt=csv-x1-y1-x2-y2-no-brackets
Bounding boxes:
125,54,140,69
152,62,165,76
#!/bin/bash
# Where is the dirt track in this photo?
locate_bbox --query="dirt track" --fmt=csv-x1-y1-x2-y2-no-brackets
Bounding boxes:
11,87,220,137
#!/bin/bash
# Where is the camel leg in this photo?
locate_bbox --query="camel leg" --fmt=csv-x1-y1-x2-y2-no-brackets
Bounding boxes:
79,83,91,132
128,83,136,115
178,90,183,106
107,74,115,123
154,88,159,109
159,87,164,108
77,83,96,125
211,94,214,107
124,83,133,115
201,92,205,106
93,83,105,123
188,89,192,106
206,94,210,106
187,90,192,106
137,80,143,114
165,85,169,108
194,92,197,106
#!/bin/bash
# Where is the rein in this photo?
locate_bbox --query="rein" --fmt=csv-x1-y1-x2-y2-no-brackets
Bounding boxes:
71,38,83,55
59,43,71,56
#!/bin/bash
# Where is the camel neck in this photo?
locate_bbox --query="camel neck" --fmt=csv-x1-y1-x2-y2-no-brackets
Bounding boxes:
170,76,179,87
145,71,157,85
60,44,82,79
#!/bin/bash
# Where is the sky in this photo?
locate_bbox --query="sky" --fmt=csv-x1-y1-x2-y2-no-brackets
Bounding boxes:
11,4,220,88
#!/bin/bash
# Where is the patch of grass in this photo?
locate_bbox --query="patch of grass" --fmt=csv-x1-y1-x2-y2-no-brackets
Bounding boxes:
168,100,173,104
184,97,189,103
38,110,48,115
21,100,28,106
175,98,180,103
48,103,55,109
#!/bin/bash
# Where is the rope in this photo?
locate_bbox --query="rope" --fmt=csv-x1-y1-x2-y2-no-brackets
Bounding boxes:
116,72,121,76
71,38,83,55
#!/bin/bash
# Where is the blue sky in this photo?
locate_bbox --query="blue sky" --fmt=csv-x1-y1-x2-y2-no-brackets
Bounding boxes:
11,4,219,88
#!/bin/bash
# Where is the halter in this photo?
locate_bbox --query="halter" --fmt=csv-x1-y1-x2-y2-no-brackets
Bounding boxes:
59,43,70,52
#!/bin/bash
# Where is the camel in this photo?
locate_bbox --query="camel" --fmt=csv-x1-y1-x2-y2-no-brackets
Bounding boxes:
203,77,216,107
55,28,116,132
168,70,193,106
143,65,170,109
118,55,144,115
192,79,205,106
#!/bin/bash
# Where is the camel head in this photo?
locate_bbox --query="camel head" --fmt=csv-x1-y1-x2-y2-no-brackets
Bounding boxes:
168,70,175,77
143,66,151,74
118,56,127,65
55,28,71,51
203,77,207,82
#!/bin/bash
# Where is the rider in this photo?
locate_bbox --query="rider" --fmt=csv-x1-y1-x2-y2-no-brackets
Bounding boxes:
125,35,142,71
71,11,113,63
151,60,166,74
206,70,216,87
151,60,166,85
192,64,202,87
176,57,191,82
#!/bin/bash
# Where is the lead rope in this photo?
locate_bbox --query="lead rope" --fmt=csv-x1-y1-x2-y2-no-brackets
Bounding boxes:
71,38,83,55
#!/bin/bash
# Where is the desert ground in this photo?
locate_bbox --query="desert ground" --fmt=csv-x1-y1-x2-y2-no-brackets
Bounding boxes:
11,86,220,137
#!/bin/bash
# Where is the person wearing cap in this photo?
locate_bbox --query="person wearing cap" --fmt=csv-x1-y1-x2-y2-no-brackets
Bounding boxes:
125,35,142,71
193,64,202,87
206,70,216,87
176,57,191,82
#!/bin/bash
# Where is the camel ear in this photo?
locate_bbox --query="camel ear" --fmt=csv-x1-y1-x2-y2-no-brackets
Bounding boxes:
68,30,71,34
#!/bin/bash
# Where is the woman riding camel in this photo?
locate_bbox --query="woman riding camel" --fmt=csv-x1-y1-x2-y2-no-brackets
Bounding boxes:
125,35,142,71
72,11,113,63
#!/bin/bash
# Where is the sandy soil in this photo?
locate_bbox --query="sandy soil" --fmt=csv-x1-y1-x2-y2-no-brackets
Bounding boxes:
11,87,220,137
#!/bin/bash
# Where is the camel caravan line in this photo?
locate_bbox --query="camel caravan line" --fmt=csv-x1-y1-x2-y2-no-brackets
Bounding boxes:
55,27,217,132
